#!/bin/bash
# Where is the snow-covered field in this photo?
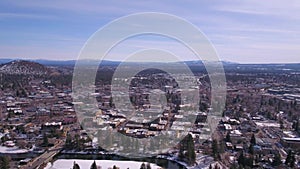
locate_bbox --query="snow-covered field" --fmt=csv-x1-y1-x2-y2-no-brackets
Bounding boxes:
45,159,162,169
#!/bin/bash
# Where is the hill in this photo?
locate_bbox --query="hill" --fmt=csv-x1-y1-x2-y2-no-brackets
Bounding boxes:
0,60,49,75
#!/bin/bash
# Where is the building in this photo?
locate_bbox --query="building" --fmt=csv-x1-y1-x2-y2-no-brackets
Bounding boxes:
0,101,7,120
281,137,300,150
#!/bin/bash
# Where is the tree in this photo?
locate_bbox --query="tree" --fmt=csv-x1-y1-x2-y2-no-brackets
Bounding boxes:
178,141,184,160
285,150,295,168
238,153,245,167
212,139,219,159
21,88,27,97
140,162,146,169
285,150,292,165
295,120,299,132
186,134,196,165
65,133,73,150
225,132,231,142
290,153,295,168
42,133,48,146
248,144,254,155
272,153,281,166
74,134,83,150
0,156,10,169
245,156,253,168
146,163,151,169
279,120,284,129
90,160,97,169
250,134,256,145
109,97,113,107
178,134,196,165
73,161,80,169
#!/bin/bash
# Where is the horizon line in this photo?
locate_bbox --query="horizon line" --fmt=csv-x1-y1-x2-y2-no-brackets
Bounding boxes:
0,57,300,65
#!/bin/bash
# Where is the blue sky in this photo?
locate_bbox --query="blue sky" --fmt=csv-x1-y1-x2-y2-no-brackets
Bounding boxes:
0,0,300,63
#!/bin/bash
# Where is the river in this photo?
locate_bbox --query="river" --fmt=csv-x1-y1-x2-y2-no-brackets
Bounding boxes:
45,153,186,169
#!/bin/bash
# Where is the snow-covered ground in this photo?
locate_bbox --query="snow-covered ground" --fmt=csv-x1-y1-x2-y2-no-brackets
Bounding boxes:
0,145,28,154
44,159,162,169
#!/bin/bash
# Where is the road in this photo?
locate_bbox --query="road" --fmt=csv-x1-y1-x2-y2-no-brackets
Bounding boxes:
21,140,65,169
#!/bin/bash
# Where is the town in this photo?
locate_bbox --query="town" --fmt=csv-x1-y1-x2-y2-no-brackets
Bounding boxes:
0,60,299,169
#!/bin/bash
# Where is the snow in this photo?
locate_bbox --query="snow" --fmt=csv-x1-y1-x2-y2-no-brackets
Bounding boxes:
44,159,162,169
0,145,28,154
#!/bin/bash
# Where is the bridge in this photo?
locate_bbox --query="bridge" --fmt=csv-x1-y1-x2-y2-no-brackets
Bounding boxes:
21,140,65,169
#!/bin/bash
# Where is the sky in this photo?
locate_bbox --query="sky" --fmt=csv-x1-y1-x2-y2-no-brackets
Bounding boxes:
0,0,300,63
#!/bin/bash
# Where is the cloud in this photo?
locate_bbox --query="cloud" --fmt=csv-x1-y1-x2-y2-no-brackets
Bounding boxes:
0,12,57,20
214,0,300,21
0,1,300,63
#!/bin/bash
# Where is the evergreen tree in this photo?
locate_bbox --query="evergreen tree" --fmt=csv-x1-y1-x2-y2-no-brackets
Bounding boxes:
295,120,299,132
225,132,231,142
245,156,253,167
43,133,48,146
90,160,97,169
146,163,151,169
272,153,281,166
0,156,10,169
285,150,292,165
109,97,113,107
290,154,295,168
238,153,245,167
248,144,254,155
186,134,196,165
178,141,184,160
212,139,219,159
250,134,256,145
65,133,73,150
73,161,80,169
140,162,146,169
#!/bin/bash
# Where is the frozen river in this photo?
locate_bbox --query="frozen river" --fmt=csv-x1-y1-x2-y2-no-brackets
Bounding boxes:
45,159,162,169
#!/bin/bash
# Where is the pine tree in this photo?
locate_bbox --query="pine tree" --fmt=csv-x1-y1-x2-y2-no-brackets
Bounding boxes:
295,120,299,132
186,134,196,165
90,160,97,169
285,150,292,165
65,133,73,150
178,134,196,165
146,163,151,169
140,162,146,169
245,156,253,168
0,156,10,169
73,161,80,169
43,133,48,146
248,144,254,155
290,153,295,168
212,139,219,159
225,132,231,142
272,153,281,166
238,153,245,167
250,134,256,145
178,141,184,160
